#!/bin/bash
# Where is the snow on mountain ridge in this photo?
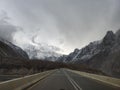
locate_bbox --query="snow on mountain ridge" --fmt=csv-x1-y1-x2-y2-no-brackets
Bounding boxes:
24,43,61,60
61,30,119,63
71,40,102,62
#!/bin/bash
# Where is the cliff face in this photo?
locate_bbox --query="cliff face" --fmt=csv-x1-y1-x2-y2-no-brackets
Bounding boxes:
59,30,120,78
0,38,29,59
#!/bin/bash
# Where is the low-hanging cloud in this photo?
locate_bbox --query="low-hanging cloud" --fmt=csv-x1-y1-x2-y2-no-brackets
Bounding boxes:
0,11,17,42
0,0,120,54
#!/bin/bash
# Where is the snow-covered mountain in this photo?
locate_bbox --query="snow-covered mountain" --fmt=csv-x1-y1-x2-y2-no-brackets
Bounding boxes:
58,30,120,78
24,44,61,61
59,31,117,63
59,40,103,63
0,38,29,59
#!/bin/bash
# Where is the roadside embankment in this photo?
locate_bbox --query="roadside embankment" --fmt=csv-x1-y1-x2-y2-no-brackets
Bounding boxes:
0,69,56,90
68,69,120,88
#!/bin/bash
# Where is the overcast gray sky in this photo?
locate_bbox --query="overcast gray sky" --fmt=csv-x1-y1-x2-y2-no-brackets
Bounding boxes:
0,0,120,54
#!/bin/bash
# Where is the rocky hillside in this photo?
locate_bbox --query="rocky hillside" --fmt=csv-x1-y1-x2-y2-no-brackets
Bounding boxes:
58,30,120,78
0,38,29,59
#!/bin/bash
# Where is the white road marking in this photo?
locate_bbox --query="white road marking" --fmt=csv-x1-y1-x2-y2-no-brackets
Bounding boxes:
63,70,82,90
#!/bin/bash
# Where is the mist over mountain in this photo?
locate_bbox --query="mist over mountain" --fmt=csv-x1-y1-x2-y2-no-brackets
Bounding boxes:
0,37,28,59
24,43,61,60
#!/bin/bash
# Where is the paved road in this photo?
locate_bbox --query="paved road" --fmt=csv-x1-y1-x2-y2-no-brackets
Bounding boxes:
26,69,120,90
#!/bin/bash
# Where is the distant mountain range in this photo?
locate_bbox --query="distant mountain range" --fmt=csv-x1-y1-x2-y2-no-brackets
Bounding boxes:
58,30,120,78
0,38,29,59
0,37,100,75
0,29,120,78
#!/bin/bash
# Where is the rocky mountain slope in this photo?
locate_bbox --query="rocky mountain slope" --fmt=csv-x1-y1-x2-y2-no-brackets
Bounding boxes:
58,30,120,78
0,38,29,59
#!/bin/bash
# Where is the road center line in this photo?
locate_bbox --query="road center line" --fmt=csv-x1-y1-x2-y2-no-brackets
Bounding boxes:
63,70,82,90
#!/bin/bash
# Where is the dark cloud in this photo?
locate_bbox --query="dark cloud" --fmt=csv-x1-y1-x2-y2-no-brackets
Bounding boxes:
0,0,120,54
0,11,17,42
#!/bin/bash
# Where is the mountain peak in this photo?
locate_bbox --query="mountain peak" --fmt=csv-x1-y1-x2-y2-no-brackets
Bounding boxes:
105,31,114,38
74,48,79,53
102,31,116,46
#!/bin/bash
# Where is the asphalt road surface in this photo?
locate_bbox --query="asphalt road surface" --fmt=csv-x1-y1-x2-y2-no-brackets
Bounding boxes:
26,69,120,90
